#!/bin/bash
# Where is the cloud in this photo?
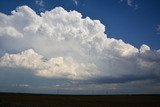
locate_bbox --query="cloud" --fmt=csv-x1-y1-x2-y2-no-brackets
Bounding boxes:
73,0,78,5
156,25,160,34
0,6,160,93
140,44,150,53
35,0,45,11
120,0,138,9
127,0,134,6
0,26,23,38
0,49,94,79
35,0,44,7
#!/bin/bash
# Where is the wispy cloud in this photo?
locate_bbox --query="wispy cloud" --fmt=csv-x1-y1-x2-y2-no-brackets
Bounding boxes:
156,25,160,34
73,0,78,5
127,0,134,6
35,0,45,11
35,0,44,7
120,0,138,9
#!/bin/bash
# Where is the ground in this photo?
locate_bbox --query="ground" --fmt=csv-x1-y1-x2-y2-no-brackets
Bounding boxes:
0,93,160,107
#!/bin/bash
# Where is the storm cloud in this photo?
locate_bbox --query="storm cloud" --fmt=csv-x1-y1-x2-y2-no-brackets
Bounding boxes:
0,6,160,94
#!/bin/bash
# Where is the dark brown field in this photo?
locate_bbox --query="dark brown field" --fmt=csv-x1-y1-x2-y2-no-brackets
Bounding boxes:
0,93,160,107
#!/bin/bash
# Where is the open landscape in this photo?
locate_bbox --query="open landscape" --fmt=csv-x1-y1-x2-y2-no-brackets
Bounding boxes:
0,1,160,107
0,93,160,107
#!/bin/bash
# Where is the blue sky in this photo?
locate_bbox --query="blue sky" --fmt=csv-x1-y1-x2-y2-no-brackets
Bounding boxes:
0,0,160,94
0,0,160,50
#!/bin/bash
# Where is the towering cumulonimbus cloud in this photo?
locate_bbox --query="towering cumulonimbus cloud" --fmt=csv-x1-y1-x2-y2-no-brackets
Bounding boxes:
0,5,160,85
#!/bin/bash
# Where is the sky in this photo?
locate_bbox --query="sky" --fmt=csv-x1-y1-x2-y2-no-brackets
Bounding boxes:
0,0,160,50
0,0,160,94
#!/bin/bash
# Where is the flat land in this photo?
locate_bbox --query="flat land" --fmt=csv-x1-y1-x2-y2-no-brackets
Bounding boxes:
0,93,160,107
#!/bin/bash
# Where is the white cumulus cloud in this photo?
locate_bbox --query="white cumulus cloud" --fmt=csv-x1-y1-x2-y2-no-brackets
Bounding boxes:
0,26,23,38
0,6,160,93
140,44,150,53
0,49,95,79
